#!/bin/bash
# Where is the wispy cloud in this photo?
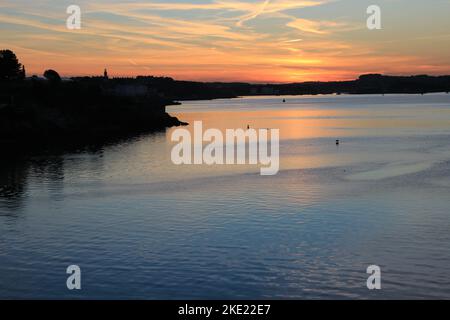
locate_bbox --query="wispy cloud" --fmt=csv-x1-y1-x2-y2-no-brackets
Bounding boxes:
287,18,355,34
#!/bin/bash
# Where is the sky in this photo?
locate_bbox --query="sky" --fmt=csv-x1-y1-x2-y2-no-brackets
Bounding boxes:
1,0,450,82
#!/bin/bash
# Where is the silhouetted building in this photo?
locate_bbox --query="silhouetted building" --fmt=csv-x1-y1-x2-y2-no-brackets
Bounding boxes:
20,65,26,79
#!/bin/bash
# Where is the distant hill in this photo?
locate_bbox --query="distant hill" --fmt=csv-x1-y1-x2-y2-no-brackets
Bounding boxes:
75,74,450,101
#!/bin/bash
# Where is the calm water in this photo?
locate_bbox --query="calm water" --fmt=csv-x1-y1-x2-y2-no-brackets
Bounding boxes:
1,94,450,299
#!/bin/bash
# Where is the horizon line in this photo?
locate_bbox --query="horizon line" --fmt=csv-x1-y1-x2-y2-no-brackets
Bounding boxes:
29,72,450,85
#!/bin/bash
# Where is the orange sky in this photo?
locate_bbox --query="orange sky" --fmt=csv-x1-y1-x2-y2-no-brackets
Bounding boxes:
1,0,450,82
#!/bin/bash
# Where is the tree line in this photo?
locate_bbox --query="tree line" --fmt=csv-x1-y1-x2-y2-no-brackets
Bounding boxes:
0,49,60,82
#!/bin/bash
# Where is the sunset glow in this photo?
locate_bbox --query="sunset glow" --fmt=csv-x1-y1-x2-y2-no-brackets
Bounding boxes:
1,0,450,82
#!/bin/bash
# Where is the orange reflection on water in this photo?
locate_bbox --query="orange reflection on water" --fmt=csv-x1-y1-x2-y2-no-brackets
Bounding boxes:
170,104,450,141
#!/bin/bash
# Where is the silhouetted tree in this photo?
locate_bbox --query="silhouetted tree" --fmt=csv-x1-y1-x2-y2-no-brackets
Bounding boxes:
0,49,23,80
44,69,61,83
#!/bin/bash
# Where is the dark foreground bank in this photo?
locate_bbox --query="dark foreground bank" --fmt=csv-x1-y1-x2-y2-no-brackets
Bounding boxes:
0,79,187,145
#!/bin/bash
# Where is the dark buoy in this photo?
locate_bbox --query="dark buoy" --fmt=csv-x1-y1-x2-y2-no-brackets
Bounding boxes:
336,139,340,145
283,99,286,103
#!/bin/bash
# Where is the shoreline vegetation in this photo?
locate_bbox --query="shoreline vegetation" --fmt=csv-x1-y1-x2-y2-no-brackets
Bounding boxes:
1,50,450,147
